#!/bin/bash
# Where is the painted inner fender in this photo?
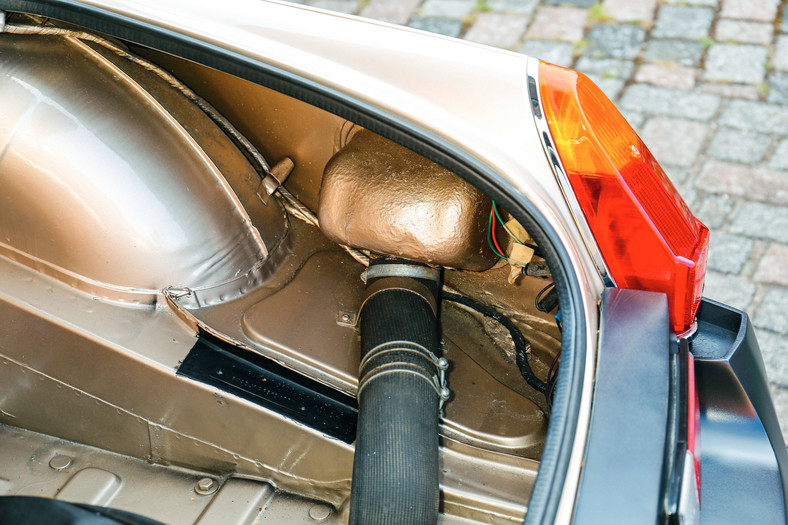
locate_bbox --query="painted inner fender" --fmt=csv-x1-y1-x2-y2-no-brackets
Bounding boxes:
0,33,286,305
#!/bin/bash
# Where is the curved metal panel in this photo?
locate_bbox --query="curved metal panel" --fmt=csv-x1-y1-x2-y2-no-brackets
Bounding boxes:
0,33,280,304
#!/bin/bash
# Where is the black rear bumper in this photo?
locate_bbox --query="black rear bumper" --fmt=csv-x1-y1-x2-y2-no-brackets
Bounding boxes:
693,298,788,525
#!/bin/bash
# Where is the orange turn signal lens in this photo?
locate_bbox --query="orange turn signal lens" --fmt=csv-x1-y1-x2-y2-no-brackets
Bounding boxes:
539,62,709,335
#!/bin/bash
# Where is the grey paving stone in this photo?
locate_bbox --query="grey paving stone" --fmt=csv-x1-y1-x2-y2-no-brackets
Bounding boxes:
664,166,689,185
621,110,645,130
695,193,735,229
665,0,717,5
640,117,708,166
720,0,780,22
704,44,768,84
707,232,754,274
760,331,788,388
585,24,646,60
574,57,635,79
602,0,656,23
634,64,695,89
768,73,788,104
706,128,771,163
698,82,761,100
619,84,720,120
768,385,788,440
769,139,788,170
775,35,788,72
585,75,626,100
644,39,705,67
720,100,788,136
754,287,788,334
703,271,756,311
360,0,420,23
731,202,788,243
652,5,714,40
697,161,788,206
305,0,358,12
419,0,476,19
714,19,773,45
465,12,529,48
519,40,574,67
526,6,587,42
408,17,463,37
487,0,538,14
756,244,788,287
678,185,698,208
544,0,595,6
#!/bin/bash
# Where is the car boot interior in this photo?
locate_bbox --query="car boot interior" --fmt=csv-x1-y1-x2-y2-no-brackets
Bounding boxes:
0,15,565,524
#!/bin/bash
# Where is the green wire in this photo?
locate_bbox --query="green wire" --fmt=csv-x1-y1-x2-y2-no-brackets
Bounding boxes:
488,207,526,267
487,210,508,260
492,201,525,245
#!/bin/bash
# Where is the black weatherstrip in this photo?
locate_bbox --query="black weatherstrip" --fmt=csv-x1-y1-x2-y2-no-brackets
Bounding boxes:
177,331,358,443
0,4,589,521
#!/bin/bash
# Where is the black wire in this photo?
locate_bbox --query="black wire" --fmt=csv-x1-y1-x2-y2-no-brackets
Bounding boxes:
534,282,555,310
545,350,561,412
442,292,547,395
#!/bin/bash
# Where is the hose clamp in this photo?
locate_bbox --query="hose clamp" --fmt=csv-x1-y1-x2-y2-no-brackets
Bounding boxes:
361,264,441,284
358,340,450,417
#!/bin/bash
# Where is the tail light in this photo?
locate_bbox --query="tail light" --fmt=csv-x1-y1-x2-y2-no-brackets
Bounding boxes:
538,62,709,336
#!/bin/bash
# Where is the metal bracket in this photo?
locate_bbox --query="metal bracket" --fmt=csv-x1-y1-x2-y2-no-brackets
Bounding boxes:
258,157,294,204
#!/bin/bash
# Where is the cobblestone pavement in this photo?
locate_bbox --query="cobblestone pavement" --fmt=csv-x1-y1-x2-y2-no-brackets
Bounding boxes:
287,0,788,441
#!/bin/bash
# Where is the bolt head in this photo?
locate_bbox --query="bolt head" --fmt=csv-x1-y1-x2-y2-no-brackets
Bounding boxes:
194,477,218,495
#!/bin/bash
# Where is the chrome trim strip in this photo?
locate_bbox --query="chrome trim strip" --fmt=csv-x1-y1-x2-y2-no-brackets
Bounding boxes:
526,59,615,288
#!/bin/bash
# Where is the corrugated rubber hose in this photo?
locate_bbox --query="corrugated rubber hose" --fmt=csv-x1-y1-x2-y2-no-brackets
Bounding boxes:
349,260,444,525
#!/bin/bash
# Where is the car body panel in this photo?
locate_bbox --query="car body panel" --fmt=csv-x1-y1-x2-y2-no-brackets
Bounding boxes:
0,2,604,522
0,32,286,306
1,2,785,525
3,0,605,296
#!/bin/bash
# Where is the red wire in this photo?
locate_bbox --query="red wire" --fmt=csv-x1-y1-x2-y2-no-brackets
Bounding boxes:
491,205,506,257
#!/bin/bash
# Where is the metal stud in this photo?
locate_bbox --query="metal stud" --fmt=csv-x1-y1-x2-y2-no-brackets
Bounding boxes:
49,455,72,471
308,503,332,522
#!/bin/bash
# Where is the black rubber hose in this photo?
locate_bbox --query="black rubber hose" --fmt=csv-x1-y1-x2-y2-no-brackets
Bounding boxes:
443,291,547,395
349,266,441,525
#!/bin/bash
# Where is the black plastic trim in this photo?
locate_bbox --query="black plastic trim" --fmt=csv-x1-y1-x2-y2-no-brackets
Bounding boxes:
573,288,670,524
660,339,690,525
0,496,165,525
0,4,589,522
177,331,358,443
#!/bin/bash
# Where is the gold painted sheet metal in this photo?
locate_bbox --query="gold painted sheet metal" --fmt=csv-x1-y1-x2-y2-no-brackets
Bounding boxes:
318,130,497,271
0,33,285,306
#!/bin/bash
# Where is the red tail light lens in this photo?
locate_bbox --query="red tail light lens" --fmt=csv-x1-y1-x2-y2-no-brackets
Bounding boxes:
538,62,709,335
